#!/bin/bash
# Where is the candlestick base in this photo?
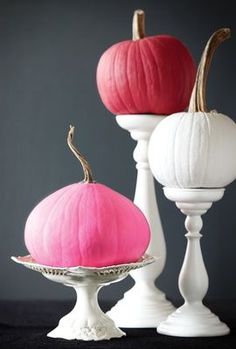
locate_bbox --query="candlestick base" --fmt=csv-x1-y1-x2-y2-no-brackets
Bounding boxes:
158,302,229,337
107,284,175,327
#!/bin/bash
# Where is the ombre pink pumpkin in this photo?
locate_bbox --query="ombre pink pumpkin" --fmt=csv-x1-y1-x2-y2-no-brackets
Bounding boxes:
24,127,150,267
96,10,196,115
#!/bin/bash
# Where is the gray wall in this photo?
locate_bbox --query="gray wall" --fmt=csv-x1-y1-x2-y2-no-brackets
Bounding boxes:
0,0,235,302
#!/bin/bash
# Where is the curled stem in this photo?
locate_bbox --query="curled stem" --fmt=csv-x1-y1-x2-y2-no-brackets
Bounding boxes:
67,125,94,183
188,28,231,112
132,9,145,40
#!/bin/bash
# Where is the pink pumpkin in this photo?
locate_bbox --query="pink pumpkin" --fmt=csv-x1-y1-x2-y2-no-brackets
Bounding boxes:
96,10,196,115
24,126,150,267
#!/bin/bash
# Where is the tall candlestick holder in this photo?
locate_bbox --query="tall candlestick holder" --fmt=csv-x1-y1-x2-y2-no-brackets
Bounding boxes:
107,114,175,328
157,187,230,337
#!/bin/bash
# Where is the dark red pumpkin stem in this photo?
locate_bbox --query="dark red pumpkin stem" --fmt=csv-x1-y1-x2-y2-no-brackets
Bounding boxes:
67,125,94,183
188,28,231,113
132,9,145,40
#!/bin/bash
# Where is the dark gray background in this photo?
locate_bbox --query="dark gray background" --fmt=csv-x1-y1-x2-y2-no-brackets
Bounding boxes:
0,0,235,303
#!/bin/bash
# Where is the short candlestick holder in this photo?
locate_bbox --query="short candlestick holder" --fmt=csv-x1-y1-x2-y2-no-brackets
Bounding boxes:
12,254,154,341
157,187,230,337
107,115,175,328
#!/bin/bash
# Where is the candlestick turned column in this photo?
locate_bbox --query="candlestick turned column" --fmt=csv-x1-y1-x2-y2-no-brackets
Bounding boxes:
157,188,230,337
107,114,175,327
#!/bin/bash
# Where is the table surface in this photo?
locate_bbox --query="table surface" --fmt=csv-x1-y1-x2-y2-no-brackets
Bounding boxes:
0,300,235,349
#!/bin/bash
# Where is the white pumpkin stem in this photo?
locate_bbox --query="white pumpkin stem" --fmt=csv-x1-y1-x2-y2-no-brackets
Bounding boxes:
188,28,231,113
67,125,94,183
132,9,145,40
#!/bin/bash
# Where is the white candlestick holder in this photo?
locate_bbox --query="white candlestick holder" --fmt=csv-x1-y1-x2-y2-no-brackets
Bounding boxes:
12,254,154,341
107,115,175,328
157,187,230,337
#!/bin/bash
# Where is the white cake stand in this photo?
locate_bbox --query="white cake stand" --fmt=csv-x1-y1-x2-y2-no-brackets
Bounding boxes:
11,254,155,341
107,115,175,328
157,188,230,337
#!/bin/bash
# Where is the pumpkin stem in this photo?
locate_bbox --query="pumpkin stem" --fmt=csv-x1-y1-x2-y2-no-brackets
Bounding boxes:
188,28,231,113
67,125,94,183
132,9,145,40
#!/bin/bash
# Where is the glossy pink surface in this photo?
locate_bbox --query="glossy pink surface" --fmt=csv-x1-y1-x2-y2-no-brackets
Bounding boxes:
24,183,150,267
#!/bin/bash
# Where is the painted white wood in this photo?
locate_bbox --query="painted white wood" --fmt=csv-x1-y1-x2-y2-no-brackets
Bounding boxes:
157,188,230,337
107,114,175,328
148,112,236,188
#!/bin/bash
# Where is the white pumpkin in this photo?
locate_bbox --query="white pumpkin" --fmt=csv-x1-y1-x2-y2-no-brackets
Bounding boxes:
149,111,236,188
148,28,236,189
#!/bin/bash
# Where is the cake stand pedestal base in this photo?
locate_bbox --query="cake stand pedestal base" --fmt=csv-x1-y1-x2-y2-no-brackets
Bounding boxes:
12,255,155,341
47,285,124,340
